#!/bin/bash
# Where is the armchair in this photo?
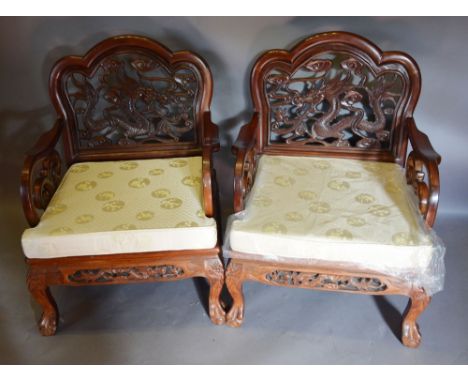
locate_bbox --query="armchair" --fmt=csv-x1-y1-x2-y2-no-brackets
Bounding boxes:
20,35,225,335
225,31,445,348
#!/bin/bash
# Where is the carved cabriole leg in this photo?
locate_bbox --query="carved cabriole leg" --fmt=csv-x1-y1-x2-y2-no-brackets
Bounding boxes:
226,260,245,327
402,288,431,348
27,269,58,336
204,257,226,325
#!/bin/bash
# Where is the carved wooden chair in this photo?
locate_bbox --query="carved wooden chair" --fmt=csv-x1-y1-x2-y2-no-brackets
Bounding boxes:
225,32,444,347
20,35,225,335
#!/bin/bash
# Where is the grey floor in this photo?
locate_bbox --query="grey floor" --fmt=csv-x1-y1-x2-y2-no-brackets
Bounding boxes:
1,191,468,363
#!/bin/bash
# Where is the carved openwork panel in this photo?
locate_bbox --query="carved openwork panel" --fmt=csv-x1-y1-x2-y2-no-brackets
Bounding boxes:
265,270,387,292
64,53,200,149
67,265,184,283
265,53,406,149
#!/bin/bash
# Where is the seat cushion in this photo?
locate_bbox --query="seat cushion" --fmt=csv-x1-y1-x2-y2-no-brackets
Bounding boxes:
22,156,217,259
228,155,439,272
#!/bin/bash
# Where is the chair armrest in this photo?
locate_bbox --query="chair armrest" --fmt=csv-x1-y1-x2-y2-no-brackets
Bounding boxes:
20,119,65,227
407,118,441,164
201,112,220,218
233,113,259,212
405,118,441,227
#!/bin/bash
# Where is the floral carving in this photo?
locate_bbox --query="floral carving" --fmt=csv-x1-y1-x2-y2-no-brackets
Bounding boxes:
68,265,184,283
265,270,387,292
265,55,404,149
66,53,199,148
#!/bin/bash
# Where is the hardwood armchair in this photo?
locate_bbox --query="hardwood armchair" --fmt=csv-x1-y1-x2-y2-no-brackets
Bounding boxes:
225,31,444,348
20,35,225,335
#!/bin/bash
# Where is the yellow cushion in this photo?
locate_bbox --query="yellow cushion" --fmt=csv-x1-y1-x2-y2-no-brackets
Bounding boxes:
228,155,438,271
22,156,217,259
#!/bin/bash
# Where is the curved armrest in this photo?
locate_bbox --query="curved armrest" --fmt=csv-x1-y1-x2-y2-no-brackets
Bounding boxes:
233,113,259,212
407,118,441,164
405,118,441,227
20,119,65,227
201,112,220,218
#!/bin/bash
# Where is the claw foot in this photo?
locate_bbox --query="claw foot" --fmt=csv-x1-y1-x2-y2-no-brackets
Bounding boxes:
402,321,421,348
38,313,57,336
209,303,226,325
226,305,244,328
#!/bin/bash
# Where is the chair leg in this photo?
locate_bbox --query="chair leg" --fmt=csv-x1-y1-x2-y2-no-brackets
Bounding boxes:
204,257,226,325
226,260,245,327
402,289,431,348
27,273,58,336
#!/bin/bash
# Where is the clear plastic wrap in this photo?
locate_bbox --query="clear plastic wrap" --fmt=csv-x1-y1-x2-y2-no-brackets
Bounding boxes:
224,155,445,296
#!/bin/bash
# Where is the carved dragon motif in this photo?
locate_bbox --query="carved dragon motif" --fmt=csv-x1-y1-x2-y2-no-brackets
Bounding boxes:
266,56,403,148
66,54,198,148
265,270,387,292
68,265,185,283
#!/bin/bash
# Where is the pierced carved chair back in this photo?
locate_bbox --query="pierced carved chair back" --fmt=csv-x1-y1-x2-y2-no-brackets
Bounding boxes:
252,32,421,164
49,36,213,163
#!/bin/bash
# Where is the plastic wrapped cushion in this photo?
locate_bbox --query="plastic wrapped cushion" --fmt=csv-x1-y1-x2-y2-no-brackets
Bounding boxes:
224,155,445,295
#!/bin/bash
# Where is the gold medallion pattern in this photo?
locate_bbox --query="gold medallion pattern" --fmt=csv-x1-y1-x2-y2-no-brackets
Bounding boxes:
176,221,199,228
102,200,125,212
113,224,137,231
75,214,94,224
274,176,295,187
25,157,216,255
227,155,436,262
149,168,164,176
97,171,114,179
128,177,150,189
49,227,73,235
368,205,391,217
309,201,331,213
345,171,361,179
95,191,115,201
285,212,304,222
313,160,331,170
392,232,417,245
47,203,67,215
347,216,366,227
160,198,183,209
355,193,375,204
262,222,287,234
70,164,90,173
169,159,188,167
326,228,353,240
182,176,202,187
151,188,171,198
298,190,317,200
328,180,350,191
119,162,138,170
75,181,97,191
293,168,308,176
136,211,154,221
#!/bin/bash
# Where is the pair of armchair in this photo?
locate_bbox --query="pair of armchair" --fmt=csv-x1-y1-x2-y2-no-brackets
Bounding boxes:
21,32,444,348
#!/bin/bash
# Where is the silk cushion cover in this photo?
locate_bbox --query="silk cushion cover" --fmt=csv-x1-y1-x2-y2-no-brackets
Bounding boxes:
228,155,439,272
22,156,217,259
